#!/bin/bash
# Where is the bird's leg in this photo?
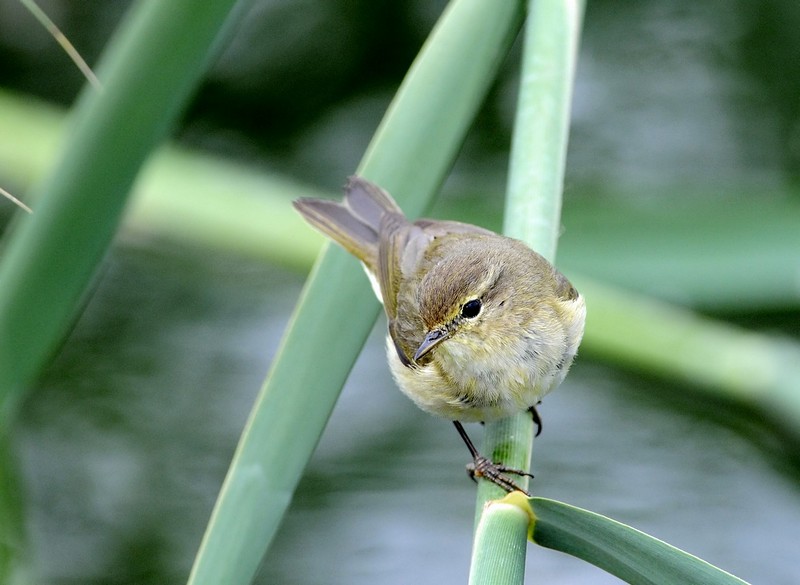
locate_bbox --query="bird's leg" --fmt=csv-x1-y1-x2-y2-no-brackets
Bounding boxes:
528,402,543,437
452,421,533,496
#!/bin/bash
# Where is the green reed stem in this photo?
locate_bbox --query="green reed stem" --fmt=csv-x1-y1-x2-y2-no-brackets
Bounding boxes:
471,0,585,581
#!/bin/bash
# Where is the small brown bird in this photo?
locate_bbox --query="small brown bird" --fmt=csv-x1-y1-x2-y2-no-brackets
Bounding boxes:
294,177,585,493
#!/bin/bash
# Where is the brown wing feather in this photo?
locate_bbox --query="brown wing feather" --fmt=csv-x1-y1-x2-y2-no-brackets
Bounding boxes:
414,218,494,237
377,212,413,320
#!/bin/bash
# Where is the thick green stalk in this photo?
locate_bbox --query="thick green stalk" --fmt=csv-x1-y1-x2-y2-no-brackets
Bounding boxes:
186,2,525,584
469,493,533,585
471,0,584,580
474,0,584,527
0,0,243,420
503,0,584,259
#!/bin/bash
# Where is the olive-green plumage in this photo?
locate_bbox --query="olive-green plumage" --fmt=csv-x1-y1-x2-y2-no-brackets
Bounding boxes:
293,177,586,424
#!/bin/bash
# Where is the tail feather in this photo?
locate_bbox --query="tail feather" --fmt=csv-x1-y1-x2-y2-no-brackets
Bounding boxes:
293,176,404,269
343,176,403,229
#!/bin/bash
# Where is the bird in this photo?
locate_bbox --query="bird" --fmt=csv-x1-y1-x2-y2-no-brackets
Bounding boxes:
293,176,586,494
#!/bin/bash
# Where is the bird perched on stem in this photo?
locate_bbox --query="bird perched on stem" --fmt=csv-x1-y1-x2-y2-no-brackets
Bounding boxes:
294,177,585,494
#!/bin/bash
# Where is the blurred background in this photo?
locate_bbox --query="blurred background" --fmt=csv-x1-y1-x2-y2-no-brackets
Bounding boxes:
1,0,799,583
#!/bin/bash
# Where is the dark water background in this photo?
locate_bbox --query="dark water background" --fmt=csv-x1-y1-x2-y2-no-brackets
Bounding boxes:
1,1,799,583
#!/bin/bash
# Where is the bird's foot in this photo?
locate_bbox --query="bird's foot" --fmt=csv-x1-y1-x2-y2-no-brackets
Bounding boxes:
466,455,534,496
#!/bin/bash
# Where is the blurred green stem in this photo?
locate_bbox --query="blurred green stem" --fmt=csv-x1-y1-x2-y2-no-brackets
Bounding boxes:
578,277,800,441
3,90,800,310
0,431,29,585
3,93,798,433
0,0,243,421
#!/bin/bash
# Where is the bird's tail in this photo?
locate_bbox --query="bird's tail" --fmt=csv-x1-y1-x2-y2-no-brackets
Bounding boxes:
293,176,403,269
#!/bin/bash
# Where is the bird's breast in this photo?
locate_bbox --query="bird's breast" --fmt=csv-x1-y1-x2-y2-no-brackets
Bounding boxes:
384,332,552,422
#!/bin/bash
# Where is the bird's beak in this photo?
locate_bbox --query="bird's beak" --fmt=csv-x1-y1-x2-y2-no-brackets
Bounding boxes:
414,328,449,362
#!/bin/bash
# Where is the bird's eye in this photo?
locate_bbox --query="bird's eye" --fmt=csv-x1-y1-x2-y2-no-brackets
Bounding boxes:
460,299,482,319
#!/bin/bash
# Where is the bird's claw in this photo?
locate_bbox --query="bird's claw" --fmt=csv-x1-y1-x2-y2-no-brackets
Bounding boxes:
466,455,533,496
